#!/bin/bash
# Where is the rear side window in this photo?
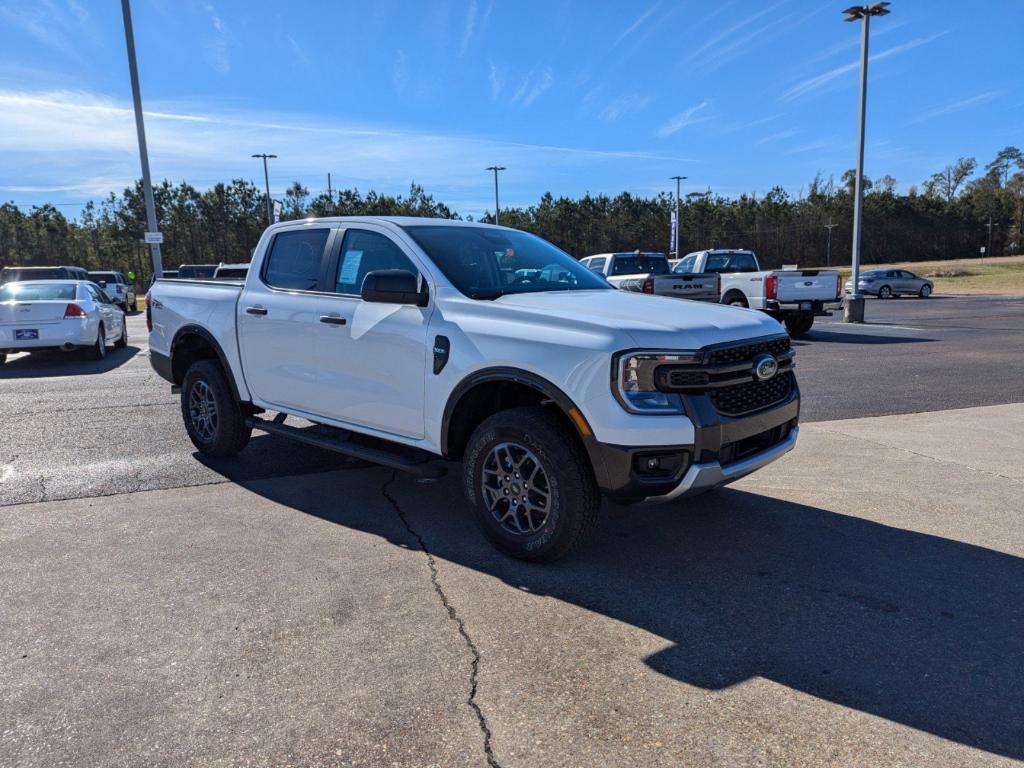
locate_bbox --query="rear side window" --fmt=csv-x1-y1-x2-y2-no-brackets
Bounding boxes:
263,229,330,291
588,257,606,273
673,255,698,274
335,229,417,295
611,256,669,275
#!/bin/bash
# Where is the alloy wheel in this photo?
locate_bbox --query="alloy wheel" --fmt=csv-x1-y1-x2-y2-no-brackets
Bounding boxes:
481,442,552,535
188,380,218,442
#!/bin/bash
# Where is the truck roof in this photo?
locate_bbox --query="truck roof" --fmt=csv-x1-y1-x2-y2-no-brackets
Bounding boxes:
261,216,501,232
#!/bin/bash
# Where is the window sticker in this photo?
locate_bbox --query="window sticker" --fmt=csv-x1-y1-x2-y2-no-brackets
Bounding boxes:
339,250,363,286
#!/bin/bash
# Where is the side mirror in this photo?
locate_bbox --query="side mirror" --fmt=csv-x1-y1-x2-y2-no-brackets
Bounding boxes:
361,270,428,307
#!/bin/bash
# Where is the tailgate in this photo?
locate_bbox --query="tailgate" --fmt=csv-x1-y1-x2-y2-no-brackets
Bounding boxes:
652,273,720,301
775,271,840,302
0,301,68,325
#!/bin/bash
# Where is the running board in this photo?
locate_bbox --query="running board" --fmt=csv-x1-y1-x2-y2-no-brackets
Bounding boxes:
246,416,447,479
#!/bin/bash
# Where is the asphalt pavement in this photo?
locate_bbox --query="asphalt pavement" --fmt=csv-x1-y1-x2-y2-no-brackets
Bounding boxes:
2,294,1023,767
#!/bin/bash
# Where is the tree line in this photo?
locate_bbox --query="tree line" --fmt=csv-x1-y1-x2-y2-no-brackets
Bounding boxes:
1,146,1021,282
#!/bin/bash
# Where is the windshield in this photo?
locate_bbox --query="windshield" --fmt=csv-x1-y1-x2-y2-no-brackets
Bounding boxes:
89,272,117,284
2,268,65,282
704,252,758,274
215,268,248,278
0,282,77,301
611,255,669,276
403,225,610,299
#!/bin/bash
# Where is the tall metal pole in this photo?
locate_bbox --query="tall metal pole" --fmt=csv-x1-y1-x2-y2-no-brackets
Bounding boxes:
252,153,276,226
120,0,162,277
986,215,996,257
327,172,333,214
486,166,505,225
845,12,871,322
670,176,686,258
825,217,838,267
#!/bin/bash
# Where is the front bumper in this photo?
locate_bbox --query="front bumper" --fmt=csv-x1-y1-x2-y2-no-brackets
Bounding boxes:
588,383,800,502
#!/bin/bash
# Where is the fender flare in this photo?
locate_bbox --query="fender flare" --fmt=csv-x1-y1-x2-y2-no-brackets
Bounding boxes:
440,366,592,456
170,324,243,402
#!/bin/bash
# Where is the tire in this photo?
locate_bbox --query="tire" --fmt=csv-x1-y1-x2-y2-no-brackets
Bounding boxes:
919,284,932,298
90,324,107,360
724,293,748,308
131,300,138,312
180,359,252,457
463,406,600,562
784,314,814,337
119,302,128,313
878,285,892,299
114,317,128,348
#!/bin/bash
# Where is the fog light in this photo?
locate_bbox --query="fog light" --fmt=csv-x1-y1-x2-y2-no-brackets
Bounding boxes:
645,457,661,471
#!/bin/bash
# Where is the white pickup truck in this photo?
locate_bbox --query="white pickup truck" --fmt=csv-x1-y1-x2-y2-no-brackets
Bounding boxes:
148,218,799,561
674,249,843,336
581,251,720,302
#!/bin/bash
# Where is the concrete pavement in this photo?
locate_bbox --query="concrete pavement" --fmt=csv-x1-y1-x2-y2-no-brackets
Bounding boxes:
2,403,1022,766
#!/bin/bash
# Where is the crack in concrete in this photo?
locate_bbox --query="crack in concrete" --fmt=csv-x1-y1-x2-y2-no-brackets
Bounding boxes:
381,473,502,768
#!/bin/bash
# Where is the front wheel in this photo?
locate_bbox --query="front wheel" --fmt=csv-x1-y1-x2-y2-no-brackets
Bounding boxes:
463,406,600,562
878,285,892,299
181,359,252,457
919,284,932,298
784,314,814,337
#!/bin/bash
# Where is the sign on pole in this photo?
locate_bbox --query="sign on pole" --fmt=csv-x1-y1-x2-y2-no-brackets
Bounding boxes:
273,200,282,224
669,209,678,255
144,231,163,244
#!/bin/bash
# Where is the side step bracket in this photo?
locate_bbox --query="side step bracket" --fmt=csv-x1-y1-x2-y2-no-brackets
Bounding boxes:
246,416,447,479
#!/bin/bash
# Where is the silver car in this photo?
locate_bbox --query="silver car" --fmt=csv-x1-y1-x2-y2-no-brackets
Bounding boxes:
844,268,933,299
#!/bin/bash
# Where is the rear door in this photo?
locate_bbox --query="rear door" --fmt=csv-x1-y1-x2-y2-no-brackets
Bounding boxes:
308,224,430,438
84,283,121,341
237,225,335,411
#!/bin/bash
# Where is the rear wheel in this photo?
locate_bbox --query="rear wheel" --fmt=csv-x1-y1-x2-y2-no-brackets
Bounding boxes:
90,324,107,360
878,285,892,299
463,406,600,562
114,317,128,348
724,293,748,308
181,359,251,457
784,314,814,337
919,284,932,298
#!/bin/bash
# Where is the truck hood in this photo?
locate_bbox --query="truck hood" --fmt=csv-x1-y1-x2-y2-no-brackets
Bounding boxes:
489,289,785,349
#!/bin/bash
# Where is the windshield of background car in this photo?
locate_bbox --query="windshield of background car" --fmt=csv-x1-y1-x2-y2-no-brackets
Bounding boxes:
89,272,117,285
3,268,64,282
611,256,669,275
703,252,758,273
672,255,698,274
179,265,217,278
0,282,77,301
403,225,611,299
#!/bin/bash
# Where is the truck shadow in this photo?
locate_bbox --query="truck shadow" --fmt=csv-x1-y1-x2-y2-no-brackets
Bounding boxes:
228,462,1024,759
795,331,936,345
0,346,141,378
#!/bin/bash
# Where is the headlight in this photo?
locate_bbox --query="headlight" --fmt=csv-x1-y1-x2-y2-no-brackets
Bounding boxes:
612,351,698,414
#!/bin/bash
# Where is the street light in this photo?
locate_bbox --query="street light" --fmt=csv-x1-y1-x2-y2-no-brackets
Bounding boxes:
120,0,163,277
486,166,506,225
252,153,277,227
670,176,687,258
842,1,891,323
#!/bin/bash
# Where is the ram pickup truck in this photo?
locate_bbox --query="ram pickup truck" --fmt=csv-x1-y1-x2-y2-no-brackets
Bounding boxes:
148,218,800,561
674,249,843,336
581,251,719,302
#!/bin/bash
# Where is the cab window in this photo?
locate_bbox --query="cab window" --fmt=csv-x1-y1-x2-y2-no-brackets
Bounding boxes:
673,255,698,274
335,229,418,296
263,229,330,291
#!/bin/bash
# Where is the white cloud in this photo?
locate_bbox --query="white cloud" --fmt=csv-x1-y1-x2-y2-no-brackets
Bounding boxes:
202,4,234,75
614,4,659,47
782,32,949,101
488,60,505,101
756,129,798,145
0,0,93,60
0,88,694,207
286,34,311,69
511,67,553,108
656,101,711,137
459,0,478,58
598,94,651,122
908,91,1000,124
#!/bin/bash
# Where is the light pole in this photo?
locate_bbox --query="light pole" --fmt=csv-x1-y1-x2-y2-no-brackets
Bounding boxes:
985,215,998,258
486,166,506,225
842,1,890,323
670,175,687,258
120,0,163,277
824,217,838,266
252,153,277,226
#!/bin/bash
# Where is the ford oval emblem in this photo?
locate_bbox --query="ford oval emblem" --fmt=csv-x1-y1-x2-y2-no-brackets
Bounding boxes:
752,354,778,382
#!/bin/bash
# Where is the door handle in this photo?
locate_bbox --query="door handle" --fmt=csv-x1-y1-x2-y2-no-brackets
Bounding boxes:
319,315,347,325
246,306,268,316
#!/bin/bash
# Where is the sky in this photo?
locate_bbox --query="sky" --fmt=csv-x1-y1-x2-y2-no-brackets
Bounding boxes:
0,0,1021,219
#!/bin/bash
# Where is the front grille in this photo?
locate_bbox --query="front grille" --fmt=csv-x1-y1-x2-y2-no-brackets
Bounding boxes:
706,337,791,366
709,371,794,416
665,369,709,387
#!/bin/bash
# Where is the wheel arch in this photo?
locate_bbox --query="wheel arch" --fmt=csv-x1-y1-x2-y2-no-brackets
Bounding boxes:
170,324,243,402
441,367,596,463
721,289,748,306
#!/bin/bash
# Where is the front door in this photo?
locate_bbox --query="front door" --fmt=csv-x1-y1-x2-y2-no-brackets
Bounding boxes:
309,225,430,439
237,226,334,410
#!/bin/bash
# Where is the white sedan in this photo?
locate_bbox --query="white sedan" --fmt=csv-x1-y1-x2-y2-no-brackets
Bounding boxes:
0,280,127,365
